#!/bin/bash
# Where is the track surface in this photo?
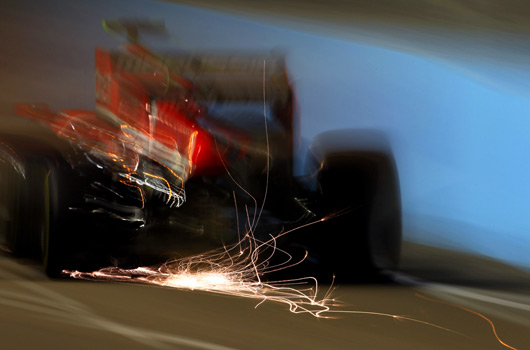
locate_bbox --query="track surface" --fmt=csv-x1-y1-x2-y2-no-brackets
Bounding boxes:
1,243,530,349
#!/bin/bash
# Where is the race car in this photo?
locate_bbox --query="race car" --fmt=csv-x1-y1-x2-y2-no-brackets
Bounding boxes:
0,19,401,281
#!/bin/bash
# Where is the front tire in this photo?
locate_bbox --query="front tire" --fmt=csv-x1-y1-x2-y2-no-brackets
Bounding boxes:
0,144,29,256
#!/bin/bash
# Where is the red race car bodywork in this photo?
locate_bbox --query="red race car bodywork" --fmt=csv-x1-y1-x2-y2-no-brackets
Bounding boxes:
4,20,401,281
14,39,277,209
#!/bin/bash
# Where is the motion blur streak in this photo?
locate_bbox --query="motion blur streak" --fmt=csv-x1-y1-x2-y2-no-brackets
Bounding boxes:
0,267,235,350
416,293,517,350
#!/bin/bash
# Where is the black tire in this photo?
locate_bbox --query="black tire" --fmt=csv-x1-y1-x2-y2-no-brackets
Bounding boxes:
319,151,401,278
0,135,81,277
295,130,402,282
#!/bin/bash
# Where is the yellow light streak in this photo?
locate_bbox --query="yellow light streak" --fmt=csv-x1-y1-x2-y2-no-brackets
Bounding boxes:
119,179,145,209
142,171,174,204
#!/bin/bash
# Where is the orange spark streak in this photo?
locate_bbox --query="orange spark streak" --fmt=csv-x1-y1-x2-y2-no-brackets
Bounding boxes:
119,179,145,209
416,293,518,350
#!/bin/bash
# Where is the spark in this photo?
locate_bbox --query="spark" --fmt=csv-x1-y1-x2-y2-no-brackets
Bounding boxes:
65,232,339,317
416,293,518,350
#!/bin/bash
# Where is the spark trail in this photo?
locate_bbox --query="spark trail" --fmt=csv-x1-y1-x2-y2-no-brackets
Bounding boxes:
66,235,336,317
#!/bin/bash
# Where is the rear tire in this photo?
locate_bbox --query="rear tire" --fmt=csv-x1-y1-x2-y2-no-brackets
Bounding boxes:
301,151,402,283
